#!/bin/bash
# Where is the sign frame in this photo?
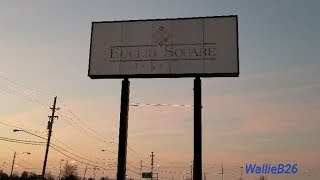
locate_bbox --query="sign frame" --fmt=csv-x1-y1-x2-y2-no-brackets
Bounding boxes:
88,15,239,79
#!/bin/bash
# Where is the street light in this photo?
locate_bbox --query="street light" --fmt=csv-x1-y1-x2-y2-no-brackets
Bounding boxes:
10,152,31,178
13,129,47,140
157,165,160,180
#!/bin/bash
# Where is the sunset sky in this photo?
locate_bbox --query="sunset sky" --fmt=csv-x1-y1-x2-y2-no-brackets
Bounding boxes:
0,1,320,180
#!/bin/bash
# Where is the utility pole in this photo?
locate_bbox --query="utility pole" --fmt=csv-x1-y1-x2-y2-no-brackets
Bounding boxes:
10,152,16,178
221,164,224,180
190,160,193,180
150,152,155,177
140,160,143,180
240,166,243,180
83,165,88,180
42,96,59,180
10,152,30,179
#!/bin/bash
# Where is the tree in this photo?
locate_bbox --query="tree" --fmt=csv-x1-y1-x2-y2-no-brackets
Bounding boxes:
20,171,29,180
259,175,267,180
11,172,20,180
100,176,110,180
61,164,79,180
0,171,9,180
45,171,55,180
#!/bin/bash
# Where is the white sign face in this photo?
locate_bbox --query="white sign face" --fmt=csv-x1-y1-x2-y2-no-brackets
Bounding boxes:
88,16,239,79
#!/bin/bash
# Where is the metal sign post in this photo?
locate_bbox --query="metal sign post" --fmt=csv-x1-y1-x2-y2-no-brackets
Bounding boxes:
116,78,130,180
193,77,202,180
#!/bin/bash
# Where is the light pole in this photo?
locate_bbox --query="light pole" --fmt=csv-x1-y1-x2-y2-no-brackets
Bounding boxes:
157,165,160,180
1,162,6,174
10,152,31,178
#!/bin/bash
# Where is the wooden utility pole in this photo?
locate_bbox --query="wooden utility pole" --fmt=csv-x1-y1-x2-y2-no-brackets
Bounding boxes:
42,96,59,180
150,152,155,177
140,160,143,180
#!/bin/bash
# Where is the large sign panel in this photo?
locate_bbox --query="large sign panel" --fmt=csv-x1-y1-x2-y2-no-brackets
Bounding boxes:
88,15,239,79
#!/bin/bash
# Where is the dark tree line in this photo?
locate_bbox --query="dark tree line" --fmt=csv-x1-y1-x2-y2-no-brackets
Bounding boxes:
0,164,111,180
0,171,43,180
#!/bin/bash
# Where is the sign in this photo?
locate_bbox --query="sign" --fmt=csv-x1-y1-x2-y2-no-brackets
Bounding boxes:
88,15,239,79
142,172,152,178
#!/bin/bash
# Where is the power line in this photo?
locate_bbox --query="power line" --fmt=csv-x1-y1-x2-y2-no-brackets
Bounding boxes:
130,103,193,107
56,111,118,153
51,135,100,161
49,146,95,167
0,85,47,106
0,75,146,163
0,121,46,134
0,91,118,154
0,120,112,166
57,98,117,143
56,107,147,161
48,143,116,168
57,98,145,160
0,75,55,97
0,76,139,156
50,146,116,169
56,112,118,157
0,136,45,145
49,144,101,165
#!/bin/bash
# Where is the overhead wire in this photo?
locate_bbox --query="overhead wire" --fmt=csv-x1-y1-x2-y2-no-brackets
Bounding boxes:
0,76,144,160
57,98,117,143
130,102,193,107
0,75,178,166
56,110,117,154
0,121,46,134
0,77,118,155
0,121,113,167
51,135,102,161
49,144,102,165
0,136,45,146
50,146,117,169
0,75,54,97
0,84,47,106
57,98,145,160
